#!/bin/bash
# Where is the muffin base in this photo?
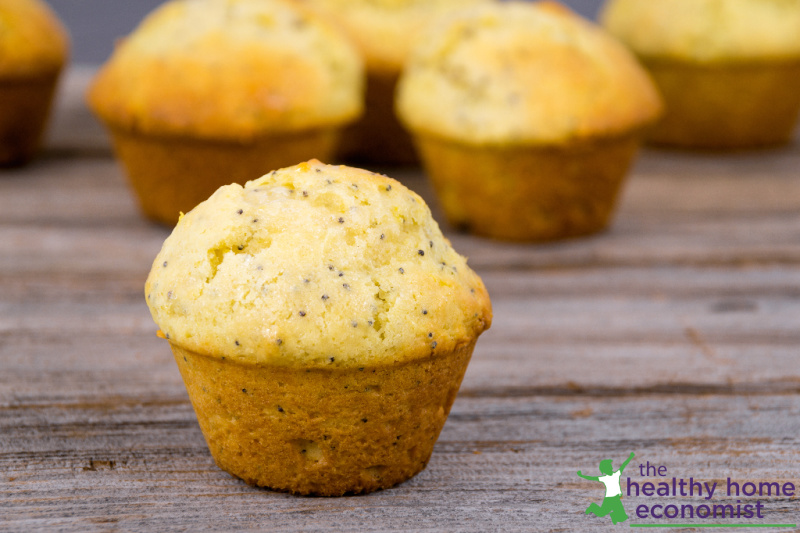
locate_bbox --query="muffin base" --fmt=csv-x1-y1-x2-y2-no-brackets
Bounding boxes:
414,134,641,242
644,59,800,149
171,341,475,496
337,72,417,165
0,73,60,166
108,128,340,225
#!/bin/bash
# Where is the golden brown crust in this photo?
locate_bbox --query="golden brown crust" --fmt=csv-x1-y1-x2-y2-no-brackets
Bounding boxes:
0,0,69,79
87,0,363,141
643,59,800,148
414,133,642,241
106,127,341,225
172,341,474,495
396,1,662,146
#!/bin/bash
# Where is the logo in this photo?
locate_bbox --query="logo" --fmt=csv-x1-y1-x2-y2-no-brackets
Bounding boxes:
577,455,798,528
577,452,636,525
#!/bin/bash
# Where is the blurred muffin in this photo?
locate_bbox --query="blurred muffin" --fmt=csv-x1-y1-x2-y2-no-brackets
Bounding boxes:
602,0,800,149
0,0,69,166
397,1,662,242
145,160,492,496
299,0,492,164
88,0,363,225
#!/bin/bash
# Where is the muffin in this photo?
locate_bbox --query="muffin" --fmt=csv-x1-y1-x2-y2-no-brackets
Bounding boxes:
298,0,492,164
144,160,492,495
0,0,69,166
602,0,800,149
88,0,363,225
396,1,662,242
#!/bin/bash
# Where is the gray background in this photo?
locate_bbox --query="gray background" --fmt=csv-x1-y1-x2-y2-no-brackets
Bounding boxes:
47,0,605,65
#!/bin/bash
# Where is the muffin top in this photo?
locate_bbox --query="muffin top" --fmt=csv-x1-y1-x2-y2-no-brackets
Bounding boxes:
601,0,800,63
396,1,662,146
0,0,69,78
88,0,363,141
145,160,492,368
298,0,492,75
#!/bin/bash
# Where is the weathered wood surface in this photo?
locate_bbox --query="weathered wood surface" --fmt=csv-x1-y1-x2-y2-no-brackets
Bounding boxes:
1,69,800,532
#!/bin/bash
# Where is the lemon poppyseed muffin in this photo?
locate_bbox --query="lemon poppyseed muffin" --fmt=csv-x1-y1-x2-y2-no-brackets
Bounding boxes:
0,0,69,165
397,1,661,241
89,0,364,224
145,160,491,495
602,0,800,148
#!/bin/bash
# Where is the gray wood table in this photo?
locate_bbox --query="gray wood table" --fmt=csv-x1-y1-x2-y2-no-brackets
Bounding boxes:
1,70,799,532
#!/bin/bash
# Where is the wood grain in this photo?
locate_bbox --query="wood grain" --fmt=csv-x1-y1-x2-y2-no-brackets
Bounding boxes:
1,69,799,531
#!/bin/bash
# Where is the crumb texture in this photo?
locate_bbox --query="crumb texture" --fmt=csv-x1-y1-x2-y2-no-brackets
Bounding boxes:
88,0,363,140
145,160,491,367
601,0,800,63
0,0,69,77
396,1,662,146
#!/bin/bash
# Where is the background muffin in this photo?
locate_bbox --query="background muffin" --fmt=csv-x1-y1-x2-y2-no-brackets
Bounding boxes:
88,0,363,225
145,160,492,495
397,1,662,242
298,0,492,164
0,0,69,166
602,0,800,149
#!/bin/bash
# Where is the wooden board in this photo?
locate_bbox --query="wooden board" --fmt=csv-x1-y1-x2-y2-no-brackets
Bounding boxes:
1,69,799,532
